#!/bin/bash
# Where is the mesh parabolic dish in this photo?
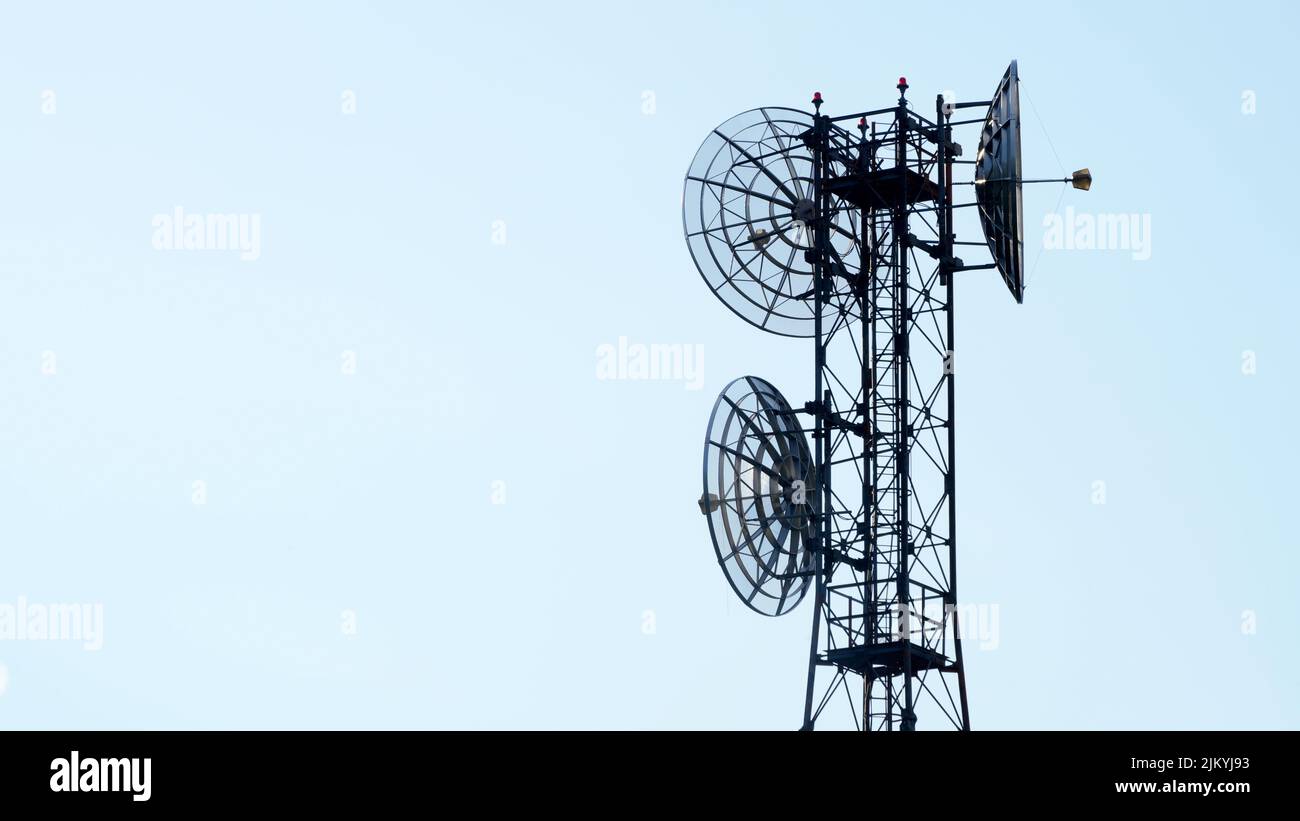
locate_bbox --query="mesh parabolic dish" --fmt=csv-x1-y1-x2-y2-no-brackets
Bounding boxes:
701,376,814,616
683,108,862,337
975,61,1025,303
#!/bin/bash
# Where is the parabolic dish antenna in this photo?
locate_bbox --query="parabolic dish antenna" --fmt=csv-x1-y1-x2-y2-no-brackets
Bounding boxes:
975,61,1025,303
699,375,814,616
683,107,862,337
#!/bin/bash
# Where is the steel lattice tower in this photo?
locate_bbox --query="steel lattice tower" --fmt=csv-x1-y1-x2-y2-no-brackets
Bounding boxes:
689,64,1087,731
800,81,968,731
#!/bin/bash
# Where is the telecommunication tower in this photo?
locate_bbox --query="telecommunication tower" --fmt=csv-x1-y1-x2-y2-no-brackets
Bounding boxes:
689,63,1090,730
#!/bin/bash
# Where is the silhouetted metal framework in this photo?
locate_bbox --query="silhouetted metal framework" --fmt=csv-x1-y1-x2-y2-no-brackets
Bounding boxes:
803,81,968,731
688,63,1087,731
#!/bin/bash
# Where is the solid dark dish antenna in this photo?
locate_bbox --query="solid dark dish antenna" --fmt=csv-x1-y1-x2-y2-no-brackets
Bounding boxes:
685,63,1089,730
973,60,1092,302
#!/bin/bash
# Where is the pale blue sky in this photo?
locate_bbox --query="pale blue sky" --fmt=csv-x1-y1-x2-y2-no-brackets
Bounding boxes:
0,1,1295,728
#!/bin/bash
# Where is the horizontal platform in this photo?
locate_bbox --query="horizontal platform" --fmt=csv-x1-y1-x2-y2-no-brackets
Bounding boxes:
824,640,952,678
823,167,940,211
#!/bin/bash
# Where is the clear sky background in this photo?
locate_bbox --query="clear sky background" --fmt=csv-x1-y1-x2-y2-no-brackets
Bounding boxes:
0,0,1295,729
